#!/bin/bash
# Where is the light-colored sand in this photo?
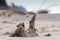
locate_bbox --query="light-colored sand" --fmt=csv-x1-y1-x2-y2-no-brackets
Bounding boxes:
0,13,60,40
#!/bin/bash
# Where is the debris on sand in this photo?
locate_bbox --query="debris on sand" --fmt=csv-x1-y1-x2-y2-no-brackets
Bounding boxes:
10,23,27,37
10,14,38,37
28,14,38,37
44,34,51,37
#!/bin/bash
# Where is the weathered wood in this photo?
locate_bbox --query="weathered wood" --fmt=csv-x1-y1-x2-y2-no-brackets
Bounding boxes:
28,14,38,37
10,14,38,37
29,14,36,28
10,23,27,37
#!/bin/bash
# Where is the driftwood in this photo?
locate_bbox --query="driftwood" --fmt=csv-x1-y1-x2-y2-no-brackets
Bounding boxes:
28,14,38,37
10,14,38,37
10,23,27,37
29,14,36,28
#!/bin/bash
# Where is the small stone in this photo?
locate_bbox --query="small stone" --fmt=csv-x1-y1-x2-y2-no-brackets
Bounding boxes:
44,34,51,36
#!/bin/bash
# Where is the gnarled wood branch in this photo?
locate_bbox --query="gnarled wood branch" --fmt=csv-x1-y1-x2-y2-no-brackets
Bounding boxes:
29,14,36,28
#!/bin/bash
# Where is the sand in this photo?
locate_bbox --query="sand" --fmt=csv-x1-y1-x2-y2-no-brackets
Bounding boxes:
0,13,60,40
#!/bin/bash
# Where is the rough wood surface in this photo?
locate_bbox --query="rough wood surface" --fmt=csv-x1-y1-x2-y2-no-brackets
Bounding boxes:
10,23,27,37
10,14,38,37
28,14,38,37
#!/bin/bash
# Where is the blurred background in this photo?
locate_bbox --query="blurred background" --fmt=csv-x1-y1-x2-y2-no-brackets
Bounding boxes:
6,0,60,13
